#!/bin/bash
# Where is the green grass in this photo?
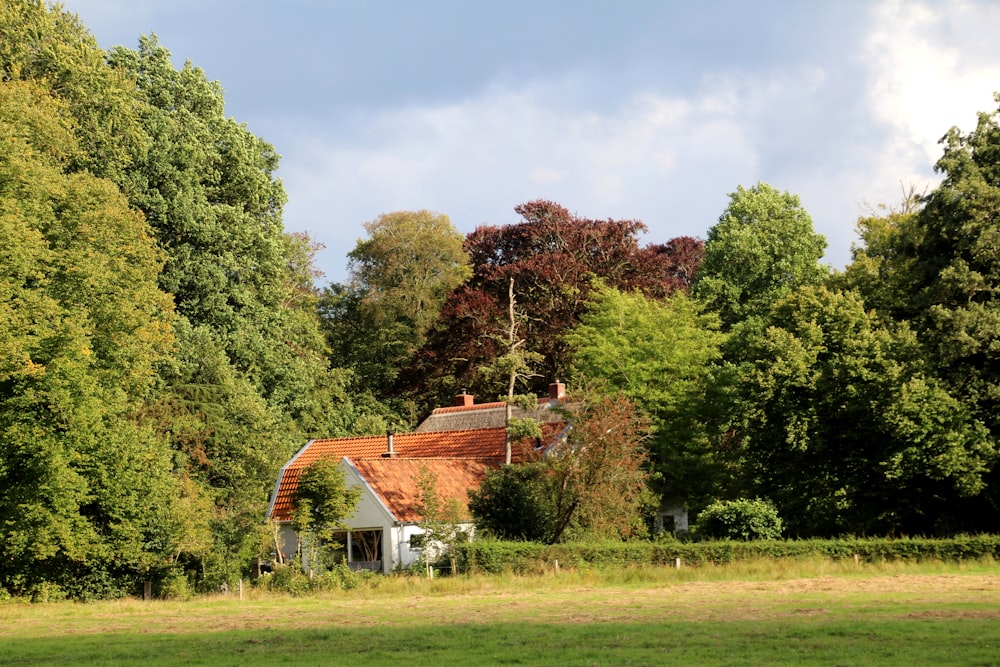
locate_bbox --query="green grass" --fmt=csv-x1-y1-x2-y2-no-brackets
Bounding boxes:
3,559,1000,666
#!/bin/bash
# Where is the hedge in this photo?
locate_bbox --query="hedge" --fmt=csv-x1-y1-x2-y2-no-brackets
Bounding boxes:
455,535,1000,574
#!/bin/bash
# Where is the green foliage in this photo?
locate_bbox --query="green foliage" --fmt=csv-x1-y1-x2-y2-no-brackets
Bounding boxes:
349,210,471,341
324,210,471,398
695,182,829,329
693,498,784,540
567,287,726,508
469,464,554,542
458,535,1000,574
505,415,543,441
0,0,146,180
0,78,181,597
728,285,993,536
255,561,370,595
1,4,367,595
292,459,361,558
414,466,471,573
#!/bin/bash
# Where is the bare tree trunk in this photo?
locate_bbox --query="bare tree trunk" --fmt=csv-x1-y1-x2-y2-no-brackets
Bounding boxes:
505,277,516,465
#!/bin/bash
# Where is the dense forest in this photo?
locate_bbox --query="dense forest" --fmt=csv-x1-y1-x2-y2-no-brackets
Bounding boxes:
2,1,1000,598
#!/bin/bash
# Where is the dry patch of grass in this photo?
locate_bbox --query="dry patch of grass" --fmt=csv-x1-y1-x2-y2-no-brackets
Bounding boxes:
3,566,998,637
4,562,1000,667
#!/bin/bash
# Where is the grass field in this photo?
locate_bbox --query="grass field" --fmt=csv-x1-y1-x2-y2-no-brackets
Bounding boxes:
3,559,999,666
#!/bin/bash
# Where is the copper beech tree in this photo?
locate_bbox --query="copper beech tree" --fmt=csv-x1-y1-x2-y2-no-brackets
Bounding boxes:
398,200,704,409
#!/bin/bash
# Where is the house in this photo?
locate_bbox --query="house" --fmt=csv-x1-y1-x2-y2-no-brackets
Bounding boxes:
415,382,568,432
267,383,569,573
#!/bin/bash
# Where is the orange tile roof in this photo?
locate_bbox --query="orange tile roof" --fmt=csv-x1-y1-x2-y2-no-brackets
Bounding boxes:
346,457,492,523
269,428,521,521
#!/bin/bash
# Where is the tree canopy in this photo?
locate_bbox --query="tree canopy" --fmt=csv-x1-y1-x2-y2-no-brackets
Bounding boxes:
566,287,726,509
399,200,704,410
694,182,828,329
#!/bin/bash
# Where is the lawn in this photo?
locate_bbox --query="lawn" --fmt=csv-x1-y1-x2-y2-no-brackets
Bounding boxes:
3,560,999,666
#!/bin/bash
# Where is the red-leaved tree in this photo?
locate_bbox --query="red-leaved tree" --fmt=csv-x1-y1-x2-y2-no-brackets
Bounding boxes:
395,200,703,409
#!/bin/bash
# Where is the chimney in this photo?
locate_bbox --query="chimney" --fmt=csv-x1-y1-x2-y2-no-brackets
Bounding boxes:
455,391,474,407
549,381,566,401
382,429,396,458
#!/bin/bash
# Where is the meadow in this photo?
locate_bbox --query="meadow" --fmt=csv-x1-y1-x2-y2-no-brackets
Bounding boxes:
3,558,999,666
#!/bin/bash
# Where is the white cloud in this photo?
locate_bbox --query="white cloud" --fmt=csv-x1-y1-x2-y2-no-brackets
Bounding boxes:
279,79,764,281
867,0,1000,162
281,0,1000,282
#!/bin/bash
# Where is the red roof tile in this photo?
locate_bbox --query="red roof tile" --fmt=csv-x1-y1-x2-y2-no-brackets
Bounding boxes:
269,428,533,521
346,457,492,523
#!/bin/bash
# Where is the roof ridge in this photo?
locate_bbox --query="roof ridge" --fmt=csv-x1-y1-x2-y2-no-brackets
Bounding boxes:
351,455,502,462
431,401,507,414
312,426,507,443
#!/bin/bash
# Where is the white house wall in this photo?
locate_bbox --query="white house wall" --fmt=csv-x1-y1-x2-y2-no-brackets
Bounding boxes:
339,459,404,573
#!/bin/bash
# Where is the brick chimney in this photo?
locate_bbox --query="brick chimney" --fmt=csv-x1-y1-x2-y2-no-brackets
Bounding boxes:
455,392,474,407
549,381,566,401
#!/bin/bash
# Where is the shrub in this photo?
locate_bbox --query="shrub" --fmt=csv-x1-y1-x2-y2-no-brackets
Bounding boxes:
158,570,194,600
693,499,784,540
255,560,371,594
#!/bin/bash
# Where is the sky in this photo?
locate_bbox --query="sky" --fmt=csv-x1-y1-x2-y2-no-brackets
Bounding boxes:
60,0,1000,284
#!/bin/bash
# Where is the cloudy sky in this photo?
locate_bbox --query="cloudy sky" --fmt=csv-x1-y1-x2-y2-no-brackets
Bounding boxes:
61,0,1000,283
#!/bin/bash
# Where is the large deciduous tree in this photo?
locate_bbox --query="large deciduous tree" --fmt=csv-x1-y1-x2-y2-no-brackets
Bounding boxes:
840,98,1000,531
400,200,703,410
729,285,992,536
322,210,470,400
348,210,471,343
0,80,181,597
904,98,1000,440
566,287,726,511
694,182,828,330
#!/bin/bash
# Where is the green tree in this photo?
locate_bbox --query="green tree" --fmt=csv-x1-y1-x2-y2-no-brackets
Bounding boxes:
324,210,471,398
0,0,146,181
729,285,992,536
349,210,471,342
902,98,1000,440
414,466,471,574
566,287,726,510
0,80,181,597
468,464,554,542
694,498,783,541
291,459,361,573
837,99,1000,531
694,182,829,330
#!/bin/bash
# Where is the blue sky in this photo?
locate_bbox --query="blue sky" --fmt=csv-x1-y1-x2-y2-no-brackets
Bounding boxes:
61,1,1000,284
